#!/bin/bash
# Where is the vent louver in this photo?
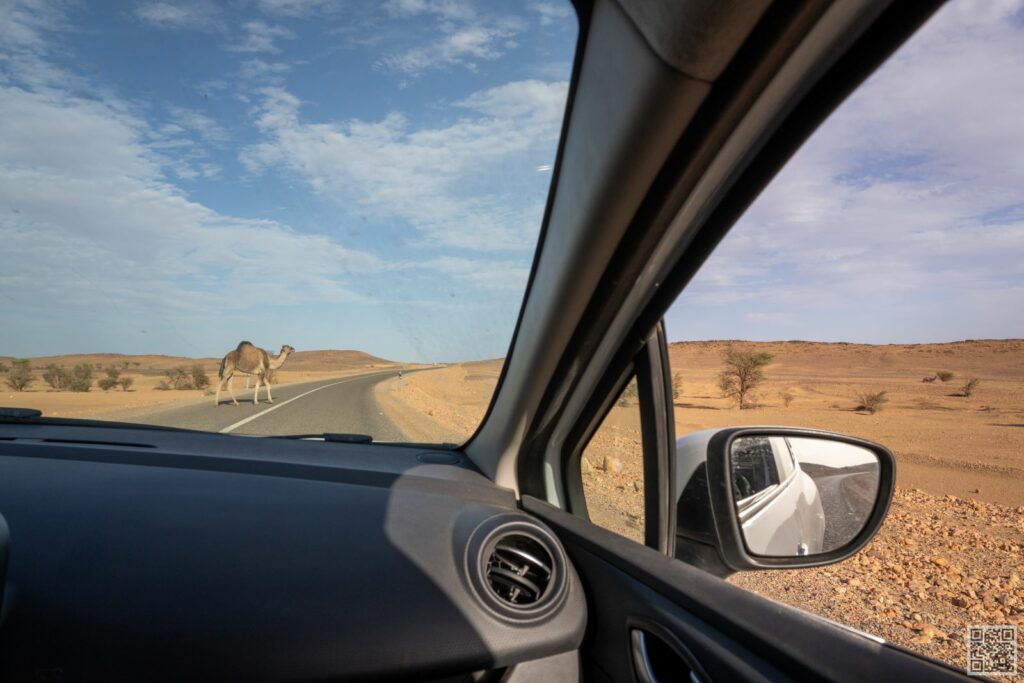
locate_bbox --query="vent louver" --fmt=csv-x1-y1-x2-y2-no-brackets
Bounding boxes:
484,534,553,607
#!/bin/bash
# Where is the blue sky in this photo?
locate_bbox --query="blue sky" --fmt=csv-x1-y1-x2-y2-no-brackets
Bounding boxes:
2,1,1022,364
1,0,576,361
666,0,1024,344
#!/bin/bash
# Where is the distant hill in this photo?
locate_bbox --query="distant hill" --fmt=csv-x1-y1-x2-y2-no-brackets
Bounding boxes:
282,350,394,371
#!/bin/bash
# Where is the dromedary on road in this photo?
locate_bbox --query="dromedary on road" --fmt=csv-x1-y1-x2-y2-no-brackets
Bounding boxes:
215,341,295,406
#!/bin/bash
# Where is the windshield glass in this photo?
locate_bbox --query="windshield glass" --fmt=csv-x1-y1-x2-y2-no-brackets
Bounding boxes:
0,1,577,442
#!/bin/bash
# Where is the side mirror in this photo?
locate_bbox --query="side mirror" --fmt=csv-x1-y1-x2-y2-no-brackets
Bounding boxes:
674,427,894,576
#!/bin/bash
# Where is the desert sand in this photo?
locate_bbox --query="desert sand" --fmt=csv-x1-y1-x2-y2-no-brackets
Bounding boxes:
376,339,1024,672
1,350,396,419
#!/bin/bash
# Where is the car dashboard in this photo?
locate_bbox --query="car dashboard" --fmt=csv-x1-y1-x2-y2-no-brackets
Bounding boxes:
0,424,586,681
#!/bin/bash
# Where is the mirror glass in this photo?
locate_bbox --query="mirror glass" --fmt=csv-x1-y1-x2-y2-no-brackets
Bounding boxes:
730,436,880,557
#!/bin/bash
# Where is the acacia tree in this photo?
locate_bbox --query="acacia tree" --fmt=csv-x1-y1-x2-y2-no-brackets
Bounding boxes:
718,347,774,409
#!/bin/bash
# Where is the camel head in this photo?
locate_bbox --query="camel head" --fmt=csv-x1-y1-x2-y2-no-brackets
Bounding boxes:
280,344,295,356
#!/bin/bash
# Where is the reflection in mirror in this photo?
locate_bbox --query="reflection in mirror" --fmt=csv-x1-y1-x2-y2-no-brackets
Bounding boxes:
730,436,880,558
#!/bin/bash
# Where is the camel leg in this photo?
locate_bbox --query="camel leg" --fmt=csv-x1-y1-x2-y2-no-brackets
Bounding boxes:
265,375,273,404
215,376,222,406
228,375,239,406
252,375,261,405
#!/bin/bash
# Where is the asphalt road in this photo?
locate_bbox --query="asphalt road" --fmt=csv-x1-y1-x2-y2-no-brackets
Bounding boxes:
813,471,877,551
128,370,406,440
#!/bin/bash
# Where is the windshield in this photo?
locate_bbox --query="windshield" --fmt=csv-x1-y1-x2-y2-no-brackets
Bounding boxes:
0,1,577,442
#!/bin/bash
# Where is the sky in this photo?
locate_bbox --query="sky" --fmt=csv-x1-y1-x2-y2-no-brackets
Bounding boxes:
0,0,576,362
665,0,1024,344
1,1,1022,364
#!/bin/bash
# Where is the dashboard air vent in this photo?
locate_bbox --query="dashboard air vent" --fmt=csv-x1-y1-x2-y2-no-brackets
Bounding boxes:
485,533,553,607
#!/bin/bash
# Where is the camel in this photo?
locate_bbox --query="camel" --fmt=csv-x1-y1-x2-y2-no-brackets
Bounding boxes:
215,341,295,406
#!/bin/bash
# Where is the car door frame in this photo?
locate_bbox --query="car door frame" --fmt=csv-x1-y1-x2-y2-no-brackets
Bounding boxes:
511,0,978,679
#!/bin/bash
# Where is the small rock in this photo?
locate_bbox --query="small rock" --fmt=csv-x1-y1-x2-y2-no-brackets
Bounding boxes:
580,458,593,474
633,480,643,492
604,456,623,474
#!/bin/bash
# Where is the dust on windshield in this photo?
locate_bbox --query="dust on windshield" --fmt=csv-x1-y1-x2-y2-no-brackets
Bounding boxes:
0,1,577,442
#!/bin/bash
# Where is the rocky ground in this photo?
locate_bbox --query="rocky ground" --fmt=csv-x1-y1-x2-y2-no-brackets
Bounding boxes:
732,487,1024,675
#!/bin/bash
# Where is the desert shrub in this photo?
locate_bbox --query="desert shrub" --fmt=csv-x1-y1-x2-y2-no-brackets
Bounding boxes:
855,390,888,414
922,375,936,383
718,347,774,409
960,378,980,397
672,372,683,402
190,365,210,390
98,366,120,390
155,380,171,390
936,370,955,382
5,359,33,391
119,376,134,391
779,390,795,407
67,363,93,392
42,364,72,390
164,367,193,390
0,362,8,374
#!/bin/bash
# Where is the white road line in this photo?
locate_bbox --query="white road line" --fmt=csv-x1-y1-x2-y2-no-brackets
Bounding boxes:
218,373,389,434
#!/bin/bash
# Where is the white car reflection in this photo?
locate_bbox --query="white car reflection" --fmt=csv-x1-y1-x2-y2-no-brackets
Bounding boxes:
730,436,826,557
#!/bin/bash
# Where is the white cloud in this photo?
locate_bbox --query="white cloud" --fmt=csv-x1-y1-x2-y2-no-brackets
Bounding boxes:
241,79,568,250
377,23,518,73
675,1,1024,341
527,1,572,26
417,256,530,291
134,2,217,30
226,20,295,54
238,58,291,84
167,106,228,142
255,0,341,17
382,0,475,21
0,85,385,309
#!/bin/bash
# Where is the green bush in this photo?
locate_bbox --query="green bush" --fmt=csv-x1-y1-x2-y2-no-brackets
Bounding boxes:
190,365,210,390
68,363,93,392
119,376,134,391
5,359,33,391
43,364,72,390
98,366,121,391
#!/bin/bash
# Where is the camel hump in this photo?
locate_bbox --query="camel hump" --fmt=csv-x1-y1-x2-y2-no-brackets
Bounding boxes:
236,340,255,351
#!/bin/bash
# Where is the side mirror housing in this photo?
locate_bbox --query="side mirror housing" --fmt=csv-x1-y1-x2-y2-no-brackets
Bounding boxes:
674,427,895,577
